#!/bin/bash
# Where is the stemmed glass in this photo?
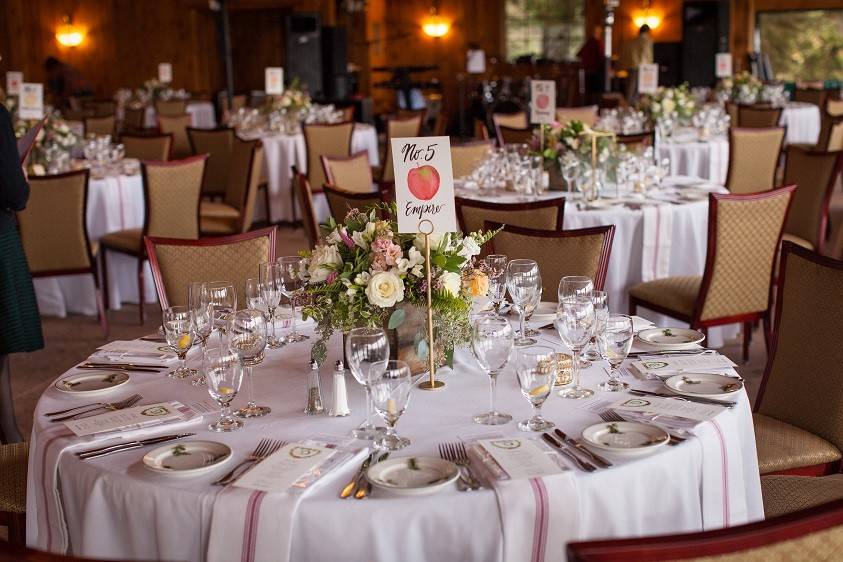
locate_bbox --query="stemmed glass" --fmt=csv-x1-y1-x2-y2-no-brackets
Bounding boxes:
555,295,595,399
515,346,557,431
345,327,389,440
202,281,236,344
189,282,214,386
471,315,514,425
369,360,413,451
260,262,285,348
598,314,634,392
506,259,540,346
162,306,195,379
584,291,608,362
482,254,508,316
229,309,271,418
204,345,244,432
278,256,309,343
562,156,580,198
523,275,543,337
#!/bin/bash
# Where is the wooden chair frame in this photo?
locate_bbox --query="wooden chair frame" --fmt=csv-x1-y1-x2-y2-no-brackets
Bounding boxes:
455,196,566,234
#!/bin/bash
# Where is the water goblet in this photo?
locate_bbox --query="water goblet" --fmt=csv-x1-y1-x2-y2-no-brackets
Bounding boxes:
370,360,414,451
506,259,540,346
562,156,580,198
515,346,557,431
260,261,285,348
471,315,514,425
188,282,215,386
229,309,270,418
345,327,389,440
204,346,244,432
163,306,195,379
202,281,236,344
584,290,608,362
278,256,309,343
523,275,543,337
597,314,634,392
555,296,595,399
558,275,593,302
482,254,508,315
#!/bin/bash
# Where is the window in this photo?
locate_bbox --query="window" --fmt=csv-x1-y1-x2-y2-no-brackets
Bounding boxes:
506,0,585,62
757,10,843,82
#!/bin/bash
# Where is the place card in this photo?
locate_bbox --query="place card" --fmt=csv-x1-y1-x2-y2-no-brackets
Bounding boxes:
6,71,22,96
265,67,284,95
19,83,43,119
477,438,562,480
64,401,196,437
715,53,733,78
630,354,736,375
158,62,173,83
234,442,333,493
610,395,725,421
391,136,457,234
530,80,556,124
638,63,659,94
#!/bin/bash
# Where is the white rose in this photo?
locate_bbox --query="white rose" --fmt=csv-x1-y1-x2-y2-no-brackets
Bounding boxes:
413,231,444,252
307,244,342,283
366,271,405,308
354,271,371,286
458,237,481,259
662,99,676,114
325,228,342,245
439,271,462,297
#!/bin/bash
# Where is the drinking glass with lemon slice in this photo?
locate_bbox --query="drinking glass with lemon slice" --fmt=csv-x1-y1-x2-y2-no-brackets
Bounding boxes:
204,346,244,432
370,360,413,451
515,346,557,431
163,306,195,379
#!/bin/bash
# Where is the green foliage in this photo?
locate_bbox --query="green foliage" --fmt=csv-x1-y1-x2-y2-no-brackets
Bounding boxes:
759,10,843,82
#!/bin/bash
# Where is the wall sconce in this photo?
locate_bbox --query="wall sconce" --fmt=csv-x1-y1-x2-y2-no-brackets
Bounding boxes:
422,3,450,38
56,14,85,47
633,13,661,29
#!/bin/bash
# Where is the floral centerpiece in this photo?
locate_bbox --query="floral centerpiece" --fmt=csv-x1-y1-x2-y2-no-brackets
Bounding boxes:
531,120,615,164
717,71,762,105
8,104,79,175
264,78,312,115
638,83,697,126
301,204,496,371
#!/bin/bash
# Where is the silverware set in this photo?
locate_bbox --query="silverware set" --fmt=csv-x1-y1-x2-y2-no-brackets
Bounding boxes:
628,388,736,408
339,452,389,499
76,362,166,373
213,438,286,486
47,393,142,422
439,442,482,491
598,410,686,445
76,433,194,459
541,433,597,472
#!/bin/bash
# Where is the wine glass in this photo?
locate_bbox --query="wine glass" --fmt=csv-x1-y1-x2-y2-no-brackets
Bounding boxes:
202,281,236,344
558,276,593,302
278,256,309,343
370,360,413,451
204,345,244,432
345,327,389,440
471,315,514,425
584,290,608,362
598,314,634,392
260,262,285,348
523,275,543,337
482,254,508,315
188,282,214,386
515,346,557,431
562,156,580,198
555,295,595,399
506,259,540,346
162,306,195,379
229,309,270,418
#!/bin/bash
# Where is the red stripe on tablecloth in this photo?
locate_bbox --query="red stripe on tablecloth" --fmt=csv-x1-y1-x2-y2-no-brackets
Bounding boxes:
711,420,730,525
240,491,266,562
529,478,549,562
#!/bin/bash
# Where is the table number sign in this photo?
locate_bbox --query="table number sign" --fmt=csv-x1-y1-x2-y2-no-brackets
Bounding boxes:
6,71,22,95
530,80,556,124
715,53,733,78
18,83,44,119
265,67,284,95
466,49,486,74
158,62,173,83
638,63,659,94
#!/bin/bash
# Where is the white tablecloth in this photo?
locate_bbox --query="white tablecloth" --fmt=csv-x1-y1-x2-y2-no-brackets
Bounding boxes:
32,174,156,316
657,137,729,185
780,102,820,145
27,325,762,561
143,101,217,129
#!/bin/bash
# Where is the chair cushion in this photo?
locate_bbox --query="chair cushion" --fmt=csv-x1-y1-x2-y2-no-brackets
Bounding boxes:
200,215,237,235
754,413,842,475
0,442,28,513
100,228,143,254
628,275,701,318
781,233,814,251
762,474,843,519
200,201,240,219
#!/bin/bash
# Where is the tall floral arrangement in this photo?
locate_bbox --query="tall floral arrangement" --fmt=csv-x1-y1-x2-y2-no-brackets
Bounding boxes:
10,106,79,174
639,83,697,124
531,120,615,164
266,78,312,114
717,71,762,104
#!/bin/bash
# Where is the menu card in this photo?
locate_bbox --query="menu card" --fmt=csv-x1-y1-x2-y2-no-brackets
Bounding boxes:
630,354,736,375
6,71,22,95
477,438,562,479
234,443,333,492
64,401,196,437
610,395,725,421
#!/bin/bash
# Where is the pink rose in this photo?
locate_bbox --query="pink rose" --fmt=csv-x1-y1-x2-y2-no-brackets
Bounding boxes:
339,227,354,249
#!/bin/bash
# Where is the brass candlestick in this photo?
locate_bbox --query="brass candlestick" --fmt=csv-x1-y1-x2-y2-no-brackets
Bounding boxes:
417,219,444,390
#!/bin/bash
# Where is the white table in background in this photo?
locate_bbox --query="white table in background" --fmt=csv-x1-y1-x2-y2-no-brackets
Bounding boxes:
780,101,820,145
141,101,218,129
657,136,729,185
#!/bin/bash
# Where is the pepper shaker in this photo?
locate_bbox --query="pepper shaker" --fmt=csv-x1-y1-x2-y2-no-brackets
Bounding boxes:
328,360,351,417
304,360,325,415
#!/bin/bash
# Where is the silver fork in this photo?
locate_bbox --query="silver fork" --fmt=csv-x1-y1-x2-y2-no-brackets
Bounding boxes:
599,410,685,445
439,444,471,491
46,396,136,417
50,394,142,422
213,438,286,486
442,443,482,490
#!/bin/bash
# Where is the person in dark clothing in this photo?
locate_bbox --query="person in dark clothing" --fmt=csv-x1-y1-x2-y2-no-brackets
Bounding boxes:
577,26,605,104
43,56,93,111
0,104,44,442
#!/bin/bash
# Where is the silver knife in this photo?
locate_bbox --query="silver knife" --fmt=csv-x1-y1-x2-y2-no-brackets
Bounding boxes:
77,433,194,459
554,429,613,468
541,433,596,472
629,389,736,408
81,362,168,369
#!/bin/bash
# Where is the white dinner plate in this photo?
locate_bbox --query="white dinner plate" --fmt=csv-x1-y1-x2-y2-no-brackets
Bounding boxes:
54,372,130,395
366,456,459,496
664,373,743,400
581,421,670,457
529,301,557,325
142,441,231,476
637,328,705,348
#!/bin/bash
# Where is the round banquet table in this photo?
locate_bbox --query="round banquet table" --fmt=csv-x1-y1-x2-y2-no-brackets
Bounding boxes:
32,173,157,317
779,101,820,145
656,136,728,185
26,323,763,562
143,101,218,129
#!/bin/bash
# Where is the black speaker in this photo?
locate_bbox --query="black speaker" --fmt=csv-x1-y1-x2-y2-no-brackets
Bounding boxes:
654,42,682,87
682,2,727,87
322,26,349,100
285,13,323,96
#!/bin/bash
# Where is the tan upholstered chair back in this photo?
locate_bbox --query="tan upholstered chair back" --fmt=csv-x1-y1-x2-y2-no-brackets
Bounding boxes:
322,152,373,193
122,134,172,161
782,146,842,251
738,105,783,128
555,106,599,127
455,197,564,235
489,224,614,300
187,127,235,197
143,155,207,240
383,116,423,183
828,100,843,117
224,138,263,233
294,171,321,248
697,187,794,322
155,99,188,117
830,122,843,152
304,122,354,193
84,115,115,137
451,141,493,178
145,228,276,309
158,114,193,159
492,112,528,129
323,185,382,223
497,126,534,146
756,244,843,453
123,106,146,131
726,127,785,194
17,170,92,274
82,99,116,117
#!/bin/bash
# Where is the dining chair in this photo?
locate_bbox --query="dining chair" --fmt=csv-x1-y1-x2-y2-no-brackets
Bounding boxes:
83,115,115,137
629,186,796,362
100,155,207,323
456,196,565,235
473,118,490,140
752,242,843,476
81,98,116,118
187,126,235,199
0,441,29,546
793,88,828,109
16,169,107,334
616,131,655,154
829,99,843,118
725,127,786,194
495,125,533,147
323,184,385,224
567,497,843,561
303,121,355,195
321,151,374,193
762,475,843,519
814,107,843,152
200,137,264,235
121,133,173,162
492,111,528,130
122,105,147,133
451,140,493,179
555,105,599,127
487,223,614,300
339,105,355,122
291,168,321,249
737,104,784,128
381,114,424,184
780,146,843,253
154,98,188,117
145,226,276,310
157,114,193,159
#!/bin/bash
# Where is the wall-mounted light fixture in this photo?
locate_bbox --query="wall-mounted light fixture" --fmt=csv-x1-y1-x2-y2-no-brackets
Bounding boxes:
56,14,85,47
633,0,661,30
422,2,450,38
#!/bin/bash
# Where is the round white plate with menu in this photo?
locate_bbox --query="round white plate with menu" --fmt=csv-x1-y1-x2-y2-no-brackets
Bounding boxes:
637,327,705,348
143,441,232,476
664,373,744,400
581,421,670,457
366,457,460,496
54,372,130,395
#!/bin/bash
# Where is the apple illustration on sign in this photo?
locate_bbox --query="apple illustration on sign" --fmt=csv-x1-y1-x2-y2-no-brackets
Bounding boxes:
536,93,549,109
407,164,440,200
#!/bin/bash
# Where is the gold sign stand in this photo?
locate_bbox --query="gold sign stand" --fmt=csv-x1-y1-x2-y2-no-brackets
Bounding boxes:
578,128,616,200
417,219,444,390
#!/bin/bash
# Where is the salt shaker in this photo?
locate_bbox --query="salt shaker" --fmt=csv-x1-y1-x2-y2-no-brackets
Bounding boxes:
304,360,325,415
328,360,351,417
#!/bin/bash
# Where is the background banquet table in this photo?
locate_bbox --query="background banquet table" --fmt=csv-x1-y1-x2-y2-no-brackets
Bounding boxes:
32,173,157,317
27,323,762,562
112,101,218,130
779,101,820,145
656,137,728,185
